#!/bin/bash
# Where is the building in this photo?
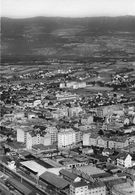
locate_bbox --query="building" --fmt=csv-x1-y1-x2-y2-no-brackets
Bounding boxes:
46,126,58,144
59,169,81,183
26,131,51,149
116,153,132,168
75,165,105,179
70,179,106,195
56,92,79,101
17,126,52,149
4,141,26,152
88,181,106,195
58,128,76,149
89,134,99,146
70,180,88,195
51,106,69,119
39,171,69,190
108,137,129,149
83,133,91,146
6,178,32,195
81,115,93,125
68,106,83,117
33,99,41,107
60,81,86,89
81,147,94,155
97,137,108,148
75,130,82,144
17,126,31,143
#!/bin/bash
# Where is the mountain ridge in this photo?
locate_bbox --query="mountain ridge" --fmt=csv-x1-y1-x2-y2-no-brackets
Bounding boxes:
1,16,135,60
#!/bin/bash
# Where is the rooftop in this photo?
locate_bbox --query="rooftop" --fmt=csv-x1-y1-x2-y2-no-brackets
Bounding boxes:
7,178,32,195
76,165,105,176
40,171,69,189
5,141,26,149
71,180,88,188
20,160,47,176
88,181,105,189
32,144,57,151
60,169,78,181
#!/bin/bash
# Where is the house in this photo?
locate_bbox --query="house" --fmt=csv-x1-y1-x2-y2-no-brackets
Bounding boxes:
116,152,132,168
102,148,114,157
89,134,99,146
81,147,94,155
68,106,83,117
108,137,129,149
81,115,93,125
124,118,130,126
97,136,108,148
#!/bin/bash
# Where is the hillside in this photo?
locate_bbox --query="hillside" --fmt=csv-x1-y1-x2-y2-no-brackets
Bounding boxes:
1,16,135,60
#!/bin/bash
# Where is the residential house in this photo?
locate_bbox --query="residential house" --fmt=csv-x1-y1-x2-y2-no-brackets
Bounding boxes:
102,148,114,157
97,136,108,148
89,134,99,146
81,115,93,125
116,152,132,168
108,137,129,149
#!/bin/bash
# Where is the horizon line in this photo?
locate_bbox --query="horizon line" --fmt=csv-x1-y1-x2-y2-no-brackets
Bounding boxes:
1,14,135,20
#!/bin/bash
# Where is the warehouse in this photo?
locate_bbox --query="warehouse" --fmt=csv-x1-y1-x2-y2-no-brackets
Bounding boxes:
39,171,69,190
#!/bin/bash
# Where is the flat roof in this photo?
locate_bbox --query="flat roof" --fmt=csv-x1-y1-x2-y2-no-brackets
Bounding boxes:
35,158,53,168
7,178,32,195
5,142,26,149
76,165,105,176
42,158,62,168
32,144,57,151
20,160,47,176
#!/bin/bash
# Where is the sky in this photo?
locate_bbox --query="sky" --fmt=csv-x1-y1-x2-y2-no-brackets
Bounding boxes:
1,0,135,18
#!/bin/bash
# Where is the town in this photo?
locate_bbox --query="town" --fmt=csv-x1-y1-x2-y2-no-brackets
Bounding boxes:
0,58,135,195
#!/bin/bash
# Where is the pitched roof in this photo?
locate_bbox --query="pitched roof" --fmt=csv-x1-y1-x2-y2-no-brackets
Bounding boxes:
40,171,69,189
90,134,99,139
88,181,105,189
59,169,78,181
117,152,130,160
71,180,88,188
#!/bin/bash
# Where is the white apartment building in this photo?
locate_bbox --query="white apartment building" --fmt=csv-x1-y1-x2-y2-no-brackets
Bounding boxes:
46,126,58,144
68,106,83,117
60,81,86,89
70,180,106,195
26,132,51,149
17,127,30,143
82,133,91,146
58,128,76,148
17,127,51,149
70,180,88,195
56,92,79,101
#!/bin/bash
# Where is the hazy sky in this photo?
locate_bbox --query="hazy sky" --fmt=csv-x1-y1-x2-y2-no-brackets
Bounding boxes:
1,0,135,18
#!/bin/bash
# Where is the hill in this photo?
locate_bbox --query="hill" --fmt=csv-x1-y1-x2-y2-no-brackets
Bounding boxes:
1,16,135,61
